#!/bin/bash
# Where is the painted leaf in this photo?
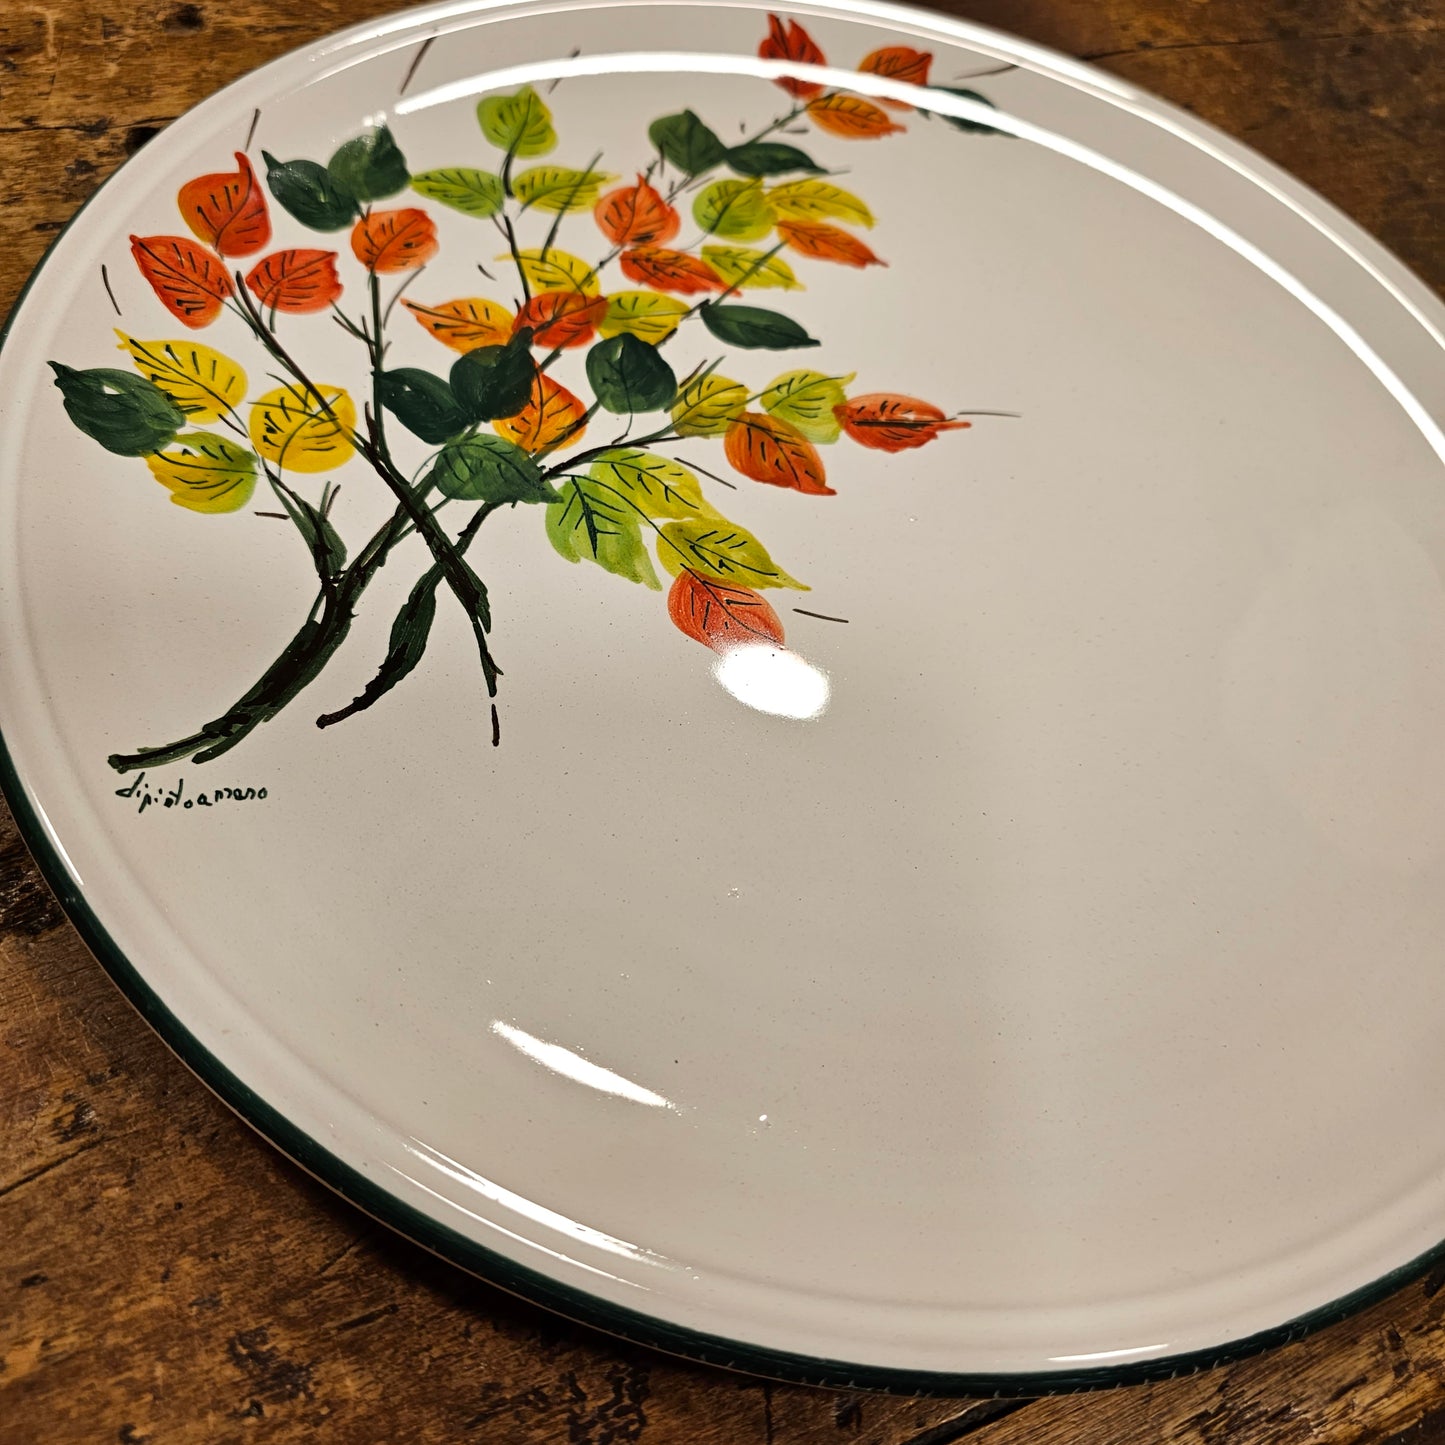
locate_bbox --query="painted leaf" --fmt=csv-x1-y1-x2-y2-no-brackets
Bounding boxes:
114,333,247,424
351,208,440,273
777,218,884,268
725,141,823,178
588,450,712,520
724,411,833,494
700,303,818,350
766,179,875,228
450,330,537,422
513,166,616,213
403,297,515,352
50,364,185,456
130,235,232,328
410,168,505,217
761,369,853,443
546,476,660,588
328,126,410,201
244,249,343,314
758,13,826,100
694,179,776,242
835,393,970,451
506,248,599,295
619,247,725,296
249,382,356,473
177,152,270,256
145,433,258,513
514,291,606,349
858,46,932,108
478,86,556,157
657,515,806,588
807,94,904,138
598,291,689,344
671,371,748,436
647,111,727,175
929,86,1005,136
585,333,677,414
377,368,469,444
428,435,558,504
493,373,589,452
262,153,357,230
594,176,680,247
701,245,800,290
668,569,786,650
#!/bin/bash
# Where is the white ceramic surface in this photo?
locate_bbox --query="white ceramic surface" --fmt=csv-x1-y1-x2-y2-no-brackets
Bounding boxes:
3,0,1445,1388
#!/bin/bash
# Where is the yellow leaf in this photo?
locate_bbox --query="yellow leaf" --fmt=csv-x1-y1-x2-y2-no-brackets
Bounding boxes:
501,248,600,295
587,450,715,520
671,372,749,436
145,433,258,513
249,383,356,474
701,246,800,290
115,332,246,424
766,179,875,228
477,86,556,157
598,291,689,344
403,297,515,352
760,369,854,443
513,166,617,213
657,516,806,590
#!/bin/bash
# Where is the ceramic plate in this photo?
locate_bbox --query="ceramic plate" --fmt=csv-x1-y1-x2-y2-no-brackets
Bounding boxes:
5,0,1445,1392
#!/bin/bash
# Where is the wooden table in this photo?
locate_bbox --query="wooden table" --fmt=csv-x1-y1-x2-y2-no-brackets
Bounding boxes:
3,0,1444,1439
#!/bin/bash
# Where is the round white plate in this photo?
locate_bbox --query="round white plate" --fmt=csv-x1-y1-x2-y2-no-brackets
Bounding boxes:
4,0,1445,1391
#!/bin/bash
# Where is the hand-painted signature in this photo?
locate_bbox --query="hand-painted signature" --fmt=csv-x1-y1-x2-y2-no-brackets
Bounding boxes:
114,771,269,815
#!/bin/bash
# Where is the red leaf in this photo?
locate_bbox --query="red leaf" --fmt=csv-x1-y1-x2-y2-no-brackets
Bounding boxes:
724,412,833,494
595,175,680,247
776,219,884,268
668,569,786,651
351,209,440,274
513,291,607,349
858,46,932,109
759,13,826,99
619,247,726,296
806,94,904,138
130,235,233,328
177,152,271,256
244,249,343,314
834,394,970,451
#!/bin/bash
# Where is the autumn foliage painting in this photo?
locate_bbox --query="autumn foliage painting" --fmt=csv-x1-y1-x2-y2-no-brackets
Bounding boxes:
50,15,1007,770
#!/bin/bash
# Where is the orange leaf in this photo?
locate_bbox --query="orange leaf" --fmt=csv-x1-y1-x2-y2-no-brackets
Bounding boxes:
835,394,970,452
130,235,233,328
177,152,271,256
759,13,825,99
244,249,343,314
777,219,884,268
595,175,680,247
494,373,588,452
668,569,786,651
619,247,726,296
724,412,833,495
513,291,607,349
807,94,904,138
403,297,514,352
351,208,440,274
858,46,932,109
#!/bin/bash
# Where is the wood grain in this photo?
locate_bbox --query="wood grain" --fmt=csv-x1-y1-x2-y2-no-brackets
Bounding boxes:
2,0,1443,1439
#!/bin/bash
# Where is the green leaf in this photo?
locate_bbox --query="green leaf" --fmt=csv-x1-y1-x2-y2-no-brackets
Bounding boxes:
927,86,1005,136
584,334,677,415
693,179,776,242
657,517,805,589
760,369,853,443
671,372,749,436
766,179,875,228
50,363,185,456
327,125,410,202
410,168,505,217
699,304,819,350
701,246,799,290
428,435,559,504
144,433,258,513
450,329,537,423
262,152,357,230
546,476,661,588
648,110,727,175
478,85,556,158
587,450,713,520
274,482,347,574
377,369,469,445
512,166,615,213
726,142,823,177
